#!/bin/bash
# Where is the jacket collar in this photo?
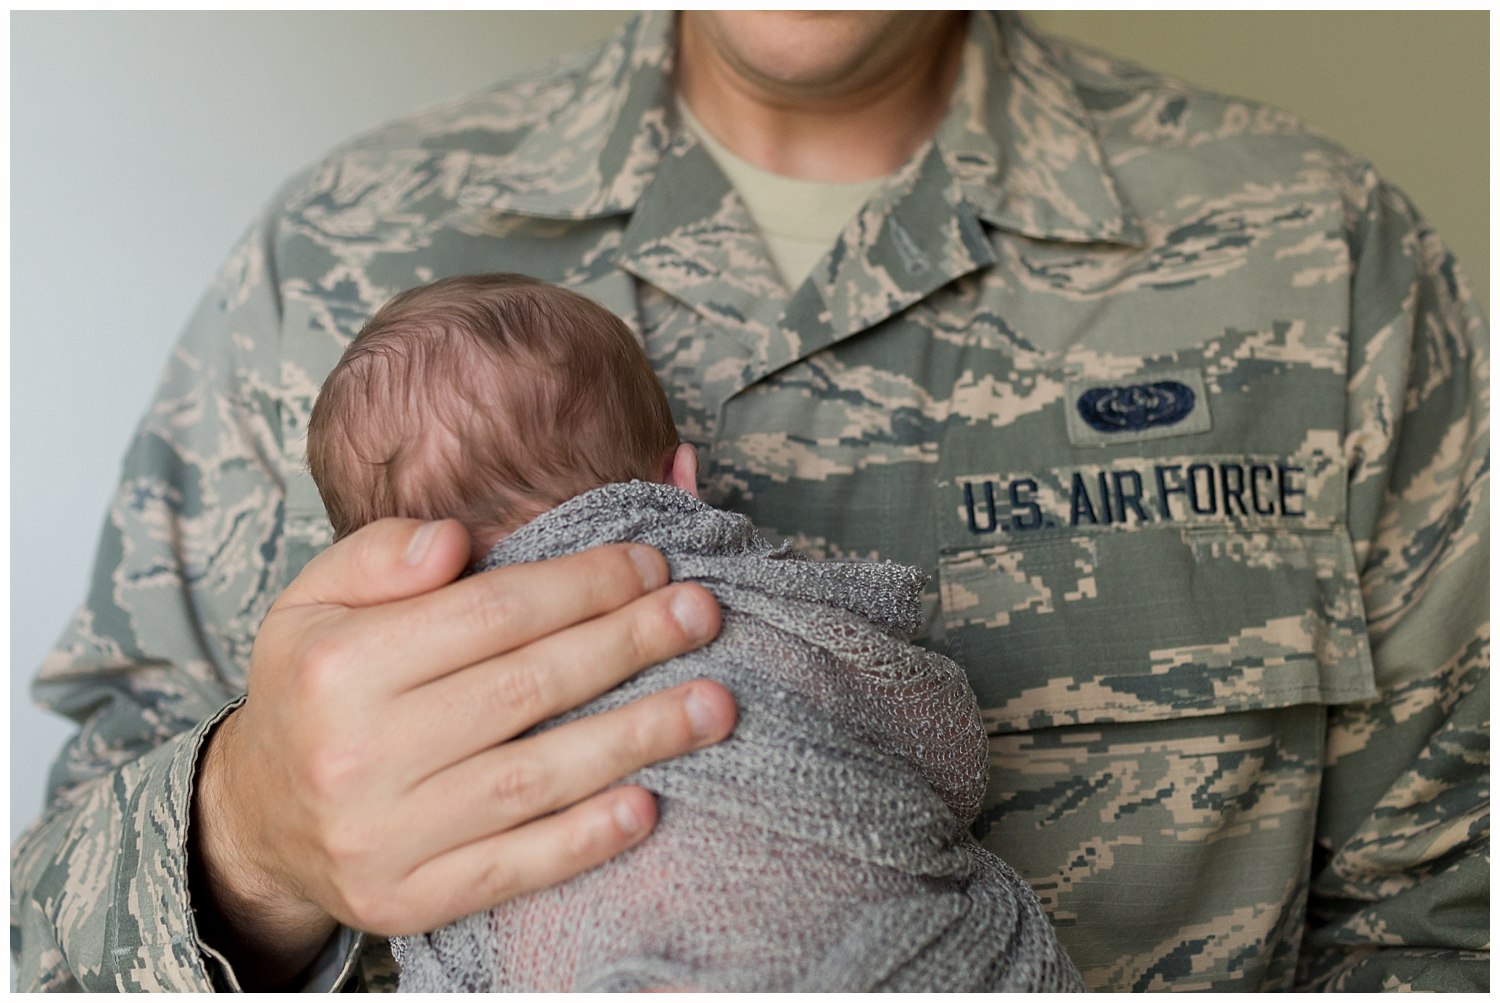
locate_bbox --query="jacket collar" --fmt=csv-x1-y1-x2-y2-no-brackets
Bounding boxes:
471,12,1142,247
941,14,1142,245
465,12,678,220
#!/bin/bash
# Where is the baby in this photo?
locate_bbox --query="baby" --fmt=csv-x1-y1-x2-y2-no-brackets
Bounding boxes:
307,274,1082,992
308,273,694,563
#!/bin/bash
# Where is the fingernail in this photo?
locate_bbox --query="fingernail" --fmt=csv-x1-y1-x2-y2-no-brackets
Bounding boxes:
670,589,713,642
628,545,667,590
612,797,644,837
405,521,441,567
685,687,720,740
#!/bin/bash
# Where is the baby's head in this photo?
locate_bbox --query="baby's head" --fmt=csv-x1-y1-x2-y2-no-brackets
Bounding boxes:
308,274,695,559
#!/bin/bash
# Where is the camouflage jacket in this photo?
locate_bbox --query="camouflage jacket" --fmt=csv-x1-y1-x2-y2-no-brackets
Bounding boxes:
12,12,1488,992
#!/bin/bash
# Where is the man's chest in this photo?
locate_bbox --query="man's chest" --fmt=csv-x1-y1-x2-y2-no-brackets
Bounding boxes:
631,229,1376,990
270,189,1376,988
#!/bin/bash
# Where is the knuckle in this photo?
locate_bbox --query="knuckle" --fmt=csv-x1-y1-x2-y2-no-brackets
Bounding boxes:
476,855,523,905
295,634,355,698
585,542,632,576
345,519,407,582
487,755,545,809
625,596,679,663
486,661,547,718
560,806,613,862
556,827,596,868
377,886,428,938
320,816,376,869
455,583,520,638
302,744,361,800
628,586,708,663
579,544,655,603
342,885,396,934
626,696,688,761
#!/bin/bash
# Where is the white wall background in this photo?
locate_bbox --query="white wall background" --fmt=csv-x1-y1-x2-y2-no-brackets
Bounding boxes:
11,12,1488,841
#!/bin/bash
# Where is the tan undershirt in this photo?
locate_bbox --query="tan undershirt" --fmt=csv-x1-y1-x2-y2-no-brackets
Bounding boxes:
679,99,886,290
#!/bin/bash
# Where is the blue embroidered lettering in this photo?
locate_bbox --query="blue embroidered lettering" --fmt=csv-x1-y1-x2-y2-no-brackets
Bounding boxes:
1279,464,1306,517
1187,463,1217,515
1070,472,1100,526
1249,464,1276,515
964,481,999,534
1112,469,1150,523
1155,464,1186,521
954,458,1312,536
1220,462,1248,517
1009,478,1043,531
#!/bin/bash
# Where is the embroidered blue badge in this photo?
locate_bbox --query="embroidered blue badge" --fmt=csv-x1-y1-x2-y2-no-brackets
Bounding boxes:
1076,381,1196,433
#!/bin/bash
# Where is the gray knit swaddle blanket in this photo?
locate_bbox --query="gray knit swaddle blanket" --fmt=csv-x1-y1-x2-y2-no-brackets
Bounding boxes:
392,482,1082,992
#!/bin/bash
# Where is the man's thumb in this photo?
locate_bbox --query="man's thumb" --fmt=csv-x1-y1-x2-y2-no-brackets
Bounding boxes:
276,518,471,610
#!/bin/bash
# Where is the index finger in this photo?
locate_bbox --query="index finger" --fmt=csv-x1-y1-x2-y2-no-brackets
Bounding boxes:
350,542,673,685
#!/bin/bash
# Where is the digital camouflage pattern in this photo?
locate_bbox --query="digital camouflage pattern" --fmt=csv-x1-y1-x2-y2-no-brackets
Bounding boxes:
12,12,1488,992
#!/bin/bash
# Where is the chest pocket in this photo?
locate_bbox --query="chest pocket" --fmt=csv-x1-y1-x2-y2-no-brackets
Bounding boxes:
935,452,1377,732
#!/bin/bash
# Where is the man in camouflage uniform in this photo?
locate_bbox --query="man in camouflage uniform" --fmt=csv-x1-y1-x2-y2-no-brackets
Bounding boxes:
12,12,1488,992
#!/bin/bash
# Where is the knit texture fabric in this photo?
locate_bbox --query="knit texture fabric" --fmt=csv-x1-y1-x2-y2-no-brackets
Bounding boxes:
391,482,1083,992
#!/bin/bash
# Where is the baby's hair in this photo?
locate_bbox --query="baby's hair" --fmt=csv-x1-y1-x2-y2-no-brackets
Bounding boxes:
308,273,679,547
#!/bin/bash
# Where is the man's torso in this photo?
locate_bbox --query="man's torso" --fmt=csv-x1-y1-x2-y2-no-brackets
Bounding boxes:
214,13,1461,991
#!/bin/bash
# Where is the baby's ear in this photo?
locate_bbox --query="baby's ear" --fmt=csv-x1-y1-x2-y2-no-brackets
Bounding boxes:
662,443,699,498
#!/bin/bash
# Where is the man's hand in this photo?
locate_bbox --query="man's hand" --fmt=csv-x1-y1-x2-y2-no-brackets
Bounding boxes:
190,517,731,987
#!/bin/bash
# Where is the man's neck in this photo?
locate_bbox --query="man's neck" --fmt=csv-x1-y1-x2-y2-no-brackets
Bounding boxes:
675,12,968,183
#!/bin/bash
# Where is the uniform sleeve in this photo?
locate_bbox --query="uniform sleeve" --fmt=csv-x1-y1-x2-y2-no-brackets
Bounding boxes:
9,203,363,991
1295,167,1490,991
